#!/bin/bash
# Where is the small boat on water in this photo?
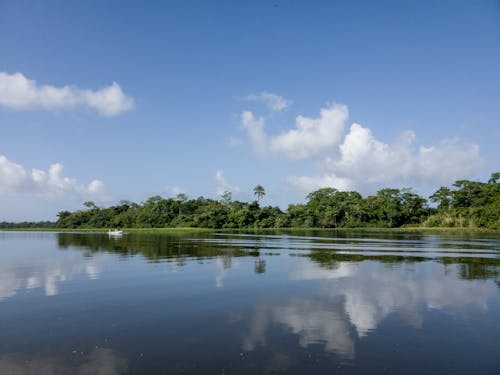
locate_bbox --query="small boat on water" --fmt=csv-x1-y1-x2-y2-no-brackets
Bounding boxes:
108,229,123,236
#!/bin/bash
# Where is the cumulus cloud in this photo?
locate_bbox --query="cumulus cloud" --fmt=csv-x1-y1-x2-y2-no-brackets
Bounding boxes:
290,123,482,193
240,101,482,192
241,104,348,160
270,104,348,159
0,71,134,116
0,155,109,200
215,169,240,196
246,91,290,112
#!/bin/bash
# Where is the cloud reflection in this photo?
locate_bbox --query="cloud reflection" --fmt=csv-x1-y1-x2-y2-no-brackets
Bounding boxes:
243,260,496,359
244,297,355,359
215,256,241,288
295,262,495,337
0,252,111,301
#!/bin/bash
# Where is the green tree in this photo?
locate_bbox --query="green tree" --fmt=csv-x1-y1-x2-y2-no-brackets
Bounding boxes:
175,193,188,202
220,191,232,206
430,187,453,210
400,188,428,223
52,171,500,230
370,188,403,227
253,185,265,201
488,172,500,184
83,201,97,210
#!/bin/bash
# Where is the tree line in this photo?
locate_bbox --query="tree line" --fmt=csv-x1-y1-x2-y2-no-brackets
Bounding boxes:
0,221,54,229
1,172,498,230
55,172,500,229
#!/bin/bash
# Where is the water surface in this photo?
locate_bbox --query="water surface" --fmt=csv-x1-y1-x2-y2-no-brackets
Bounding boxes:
0,231,499,374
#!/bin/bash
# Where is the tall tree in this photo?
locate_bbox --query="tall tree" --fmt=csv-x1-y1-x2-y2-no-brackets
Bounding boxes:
253,185,265,200
83,201,97,210
430,187,453,210
220,191,232,206
488,172,500,184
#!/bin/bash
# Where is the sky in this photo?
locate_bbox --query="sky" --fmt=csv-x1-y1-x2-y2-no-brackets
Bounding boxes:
0,0,499,221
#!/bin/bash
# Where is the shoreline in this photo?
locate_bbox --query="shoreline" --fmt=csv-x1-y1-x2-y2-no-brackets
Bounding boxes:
2,227,499,234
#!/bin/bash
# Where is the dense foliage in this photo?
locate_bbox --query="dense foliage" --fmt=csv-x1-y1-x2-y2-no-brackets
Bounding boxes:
1,174,497,230
424,172,500,229
0,221,55,229
50,173,499,230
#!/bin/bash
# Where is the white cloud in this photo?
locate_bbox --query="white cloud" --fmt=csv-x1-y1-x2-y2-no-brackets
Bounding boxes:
240,101,482,192
215,169,240,196
270,104,348,160
0,71,134,116
241,104,348,160
246,91,290,112
290,123,482,193
241,111,268,156
289,174,353,193
416,139,482,183
83,82,134,117
0,155,109,200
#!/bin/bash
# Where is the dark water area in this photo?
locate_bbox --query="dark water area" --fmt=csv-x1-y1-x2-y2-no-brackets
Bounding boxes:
0,230,499,374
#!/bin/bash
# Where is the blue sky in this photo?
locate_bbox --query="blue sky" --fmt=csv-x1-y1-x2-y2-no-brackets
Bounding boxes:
1,0,499,221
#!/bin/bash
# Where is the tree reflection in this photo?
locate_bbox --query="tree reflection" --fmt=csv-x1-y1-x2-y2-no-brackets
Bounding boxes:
301,250,500,285
56,232,500,287
254,259,266,274
57,233,261,263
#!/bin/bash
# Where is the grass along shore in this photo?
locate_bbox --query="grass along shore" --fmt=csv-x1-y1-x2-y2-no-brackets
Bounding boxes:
2,226,499,234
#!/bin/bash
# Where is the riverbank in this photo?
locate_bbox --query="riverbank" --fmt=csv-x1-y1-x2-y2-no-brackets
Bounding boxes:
2,226,499,234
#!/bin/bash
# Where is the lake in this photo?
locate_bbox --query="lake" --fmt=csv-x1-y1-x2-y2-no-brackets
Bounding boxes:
0,230,499,374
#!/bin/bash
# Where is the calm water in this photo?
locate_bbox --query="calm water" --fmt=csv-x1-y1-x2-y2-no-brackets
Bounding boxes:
0,231,499,374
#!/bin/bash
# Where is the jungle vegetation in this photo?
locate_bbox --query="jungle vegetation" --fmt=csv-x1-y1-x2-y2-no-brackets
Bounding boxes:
2,173,499,230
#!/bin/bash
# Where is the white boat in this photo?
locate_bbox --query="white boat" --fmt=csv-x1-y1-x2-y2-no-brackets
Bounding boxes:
108,229,123,236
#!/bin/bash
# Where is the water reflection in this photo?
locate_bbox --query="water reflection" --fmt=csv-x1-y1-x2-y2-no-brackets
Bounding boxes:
0,249,111,301
302,250,500,286
244,297,355,359
0,348,126,375
57,233,271,289
243,260,497,360
254,259,266,274
52,231,500,297
55,232,500,286
0,231,498,373
56,232,263,262
215,256,241,288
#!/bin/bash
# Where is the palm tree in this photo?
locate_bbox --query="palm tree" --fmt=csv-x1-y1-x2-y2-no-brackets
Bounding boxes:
253,185,265,201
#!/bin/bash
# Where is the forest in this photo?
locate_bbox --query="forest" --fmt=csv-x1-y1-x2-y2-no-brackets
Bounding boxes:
2,173,499,230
